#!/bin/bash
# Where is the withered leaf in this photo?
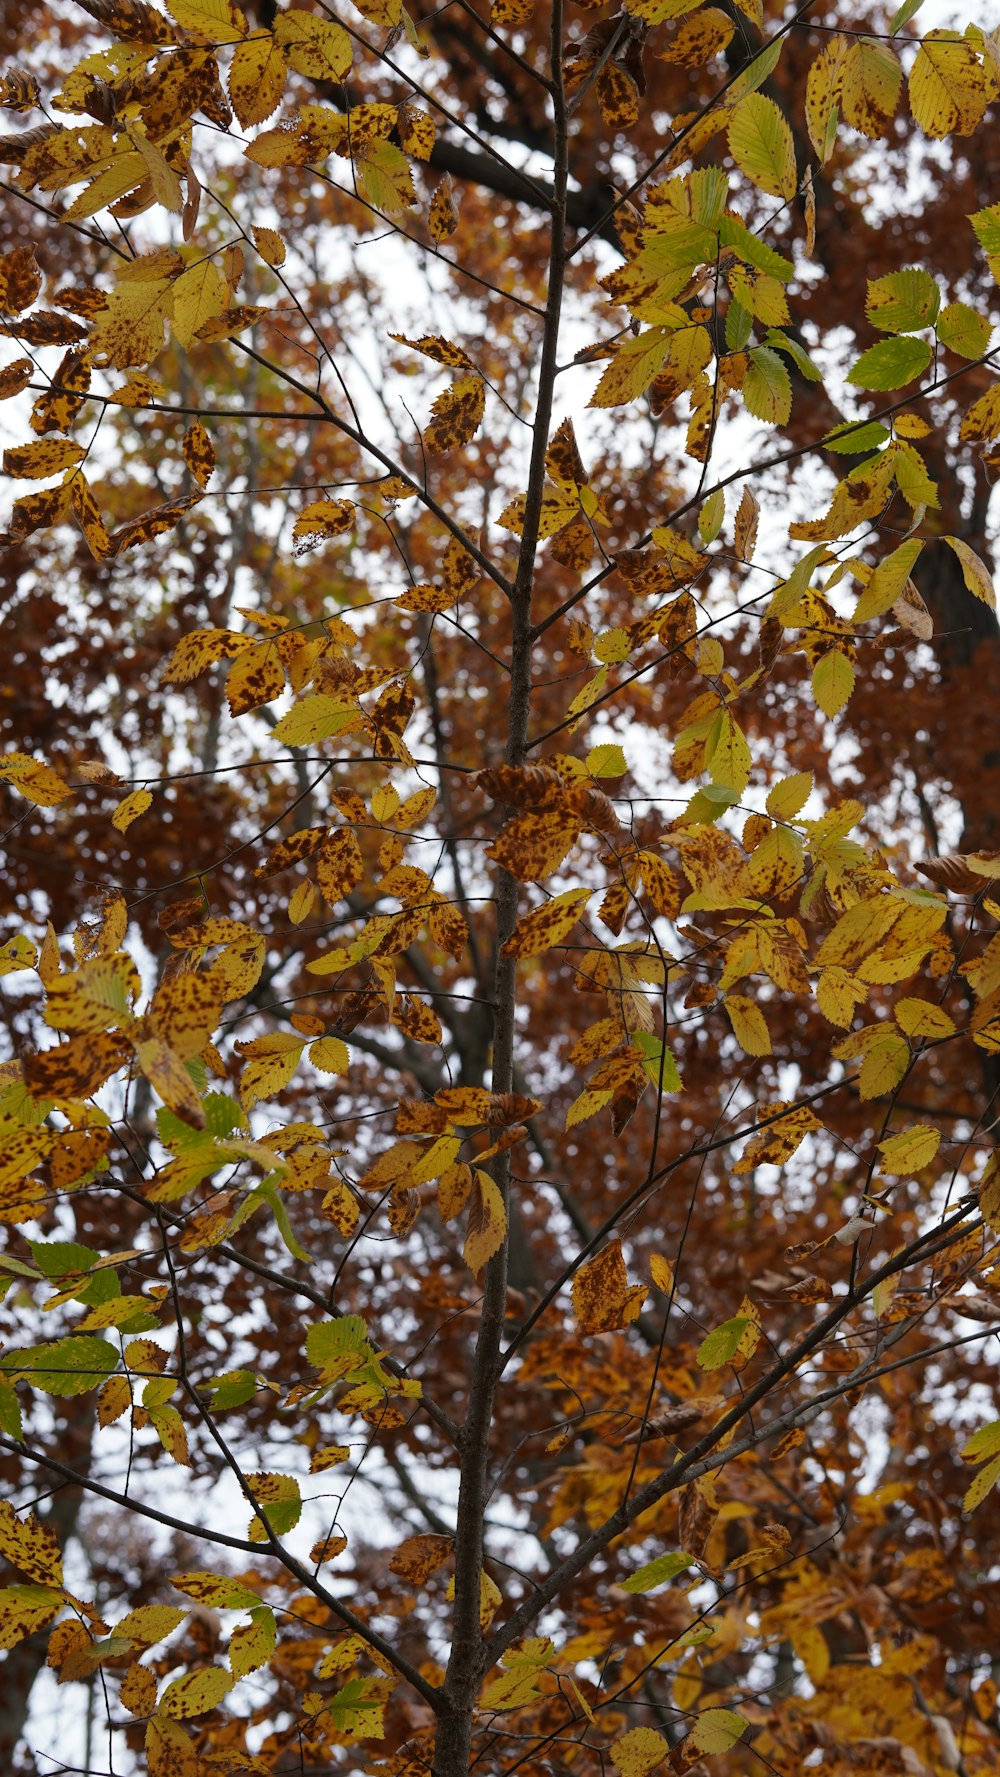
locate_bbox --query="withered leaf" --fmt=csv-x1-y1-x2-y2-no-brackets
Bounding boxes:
571,1239,646,1333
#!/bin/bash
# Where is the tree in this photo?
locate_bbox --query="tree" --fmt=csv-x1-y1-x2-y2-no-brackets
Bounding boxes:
2,0,1000,1771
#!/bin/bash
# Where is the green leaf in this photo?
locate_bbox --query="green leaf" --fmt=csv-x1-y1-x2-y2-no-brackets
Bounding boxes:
696,1315,749,1370
725,298,753,352
622,1550,693,1593
718,216,794,282
763,330,822,381
28,1240,100,1278
889,0,923,32
728,34,784,100
203,1092,246,1140
587,743,627,778
327,1674,393,1736
852,538,924,621
866,267,940,333
936,300,992,359
744,346,791,424
698,488,725,543
171,1572,263,1609
969,203,1000,254
0,1336,117,1395
846,337,932,390
248,1176,313,1264
630,1032,683,1091
0,1379,22,1439
307,1315,371,1379
823,421,890,455
203,1369,260,1411
812,651,855,717
728,95,796,199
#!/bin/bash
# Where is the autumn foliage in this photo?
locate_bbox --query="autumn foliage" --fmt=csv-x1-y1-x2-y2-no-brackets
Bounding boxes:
2,0,1000,1772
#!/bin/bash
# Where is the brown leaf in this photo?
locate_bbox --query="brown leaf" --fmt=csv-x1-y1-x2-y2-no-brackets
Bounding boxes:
316,828,364,905
425,374,485,453
571,1239,646,1332
0,246,42,314
596,60,640,131
255,826,328,877
25,1031,131,1100
428,172,458,241
226,642,284,716
389,1534,453,1584
546,417,588,490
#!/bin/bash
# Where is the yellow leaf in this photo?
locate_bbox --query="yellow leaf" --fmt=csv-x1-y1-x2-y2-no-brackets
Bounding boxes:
172,259,229,349
112,788,153,833
841,38,902,137
251,224,286,267
163,628,245,684
124,120,183,212
309,1036,349,1075
158,1664,233,1718
0,1586,63,1653
236,1033,305,1109
316,828,365,904
90,278,174,370
650,1252,674,1293
463,1170,506,1276
877,1124,941,1174
964,1450,1000,1513
944,535,995,609
114,1604,187,1646
276,9,352,80
894,997,955,1039
397,104,435,159
806,35,847,161
120,1662,158,1716
0,751,70,807
229,1606,275,1678
859,1032,910,1099
167,0,247,43
0,934,37,976
909,31,987,138
148,971,223,1059
70,473,112,560
228,30,286,126
146,1715,197,1777
724,993,771,1055
589,329,670,408
565,1086,614,1129
0,1502,62,1587
685,1708,748,1755
133,1036,204,1121
389,1533,453,1583
853,539,924,622
272,694,359,746
610,1727,670,1777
